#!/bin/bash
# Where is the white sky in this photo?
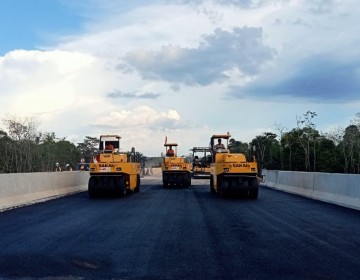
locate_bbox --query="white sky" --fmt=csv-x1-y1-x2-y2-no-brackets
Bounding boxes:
0,0,359,156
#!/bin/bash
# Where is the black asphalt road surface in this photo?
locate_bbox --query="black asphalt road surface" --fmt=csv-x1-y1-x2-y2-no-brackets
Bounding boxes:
0,176,359,279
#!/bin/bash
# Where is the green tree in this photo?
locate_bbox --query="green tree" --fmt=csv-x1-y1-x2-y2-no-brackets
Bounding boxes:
281,129,305,171
0,130,12,173
76,136,99,163
2,115,40,173
36,133,80,171
296,111,318,171
315,137,342,173
250,132,278,171
228,138,249,154
339,125,360,173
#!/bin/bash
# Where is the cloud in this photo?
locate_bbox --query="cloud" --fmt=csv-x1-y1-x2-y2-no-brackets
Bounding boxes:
90,105,181,130
124,27,275,86
0,49,100,112
2,0,360,157
0,49,96,84
35,102,186,156
307,0,337,14
107,90,160,99
55,3,213,56
180,0,291,9
230,54,360,103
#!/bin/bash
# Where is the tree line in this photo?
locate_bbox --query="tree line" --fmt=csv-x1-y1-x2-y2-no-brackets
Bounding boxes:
0,116,145,173
1,111,360,174
229,111,360,174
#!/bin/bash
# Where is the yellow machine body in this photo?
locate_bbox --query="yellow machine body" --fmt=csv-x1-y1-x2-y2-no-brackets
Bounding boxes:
88,135,140,197
209,133,259,198
162,142,191,188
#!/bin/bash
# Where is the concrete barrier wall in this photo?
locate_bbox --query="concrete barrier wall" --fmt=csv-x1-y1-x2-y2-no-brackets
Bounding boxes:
263,170,278,188
1,167,161,211
312,173,360,210
0,171,89,211
261,169,360,211
150,167,162,175
277,171,315,197
3,169,358,212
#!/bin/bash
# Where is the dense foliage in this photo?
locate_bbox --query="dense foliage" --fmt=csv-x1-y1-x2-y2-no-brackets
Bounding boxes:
229,111,360,173
0,116,145,173
1,111,360,173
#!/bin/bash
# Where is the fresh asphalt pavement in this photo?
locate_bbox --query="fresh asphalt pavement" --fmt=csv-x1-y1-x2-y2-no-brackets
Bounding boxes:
0,174,359,279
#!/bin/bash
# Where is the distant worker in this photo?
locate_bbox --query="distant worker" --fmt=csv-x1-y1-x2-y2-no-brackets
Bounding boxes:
166,146,175,157
78,161,89,171
214,139,225,151
66,164,73,171
55,162,62,172
79,158,85,170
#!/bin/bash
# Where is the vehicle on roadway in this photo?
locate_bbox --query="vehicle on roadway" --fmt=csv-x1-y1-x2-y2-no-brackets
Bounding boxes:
162,142,191,188
190,146,211,178
209,132,259,198
88,135,140,197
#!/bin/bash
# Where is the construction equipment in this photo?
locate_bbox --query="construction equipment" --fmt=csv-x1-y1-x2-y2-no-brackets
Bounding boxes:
88,135,140,198
190,147,211,178
209,133,259,199
162,142,191,188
